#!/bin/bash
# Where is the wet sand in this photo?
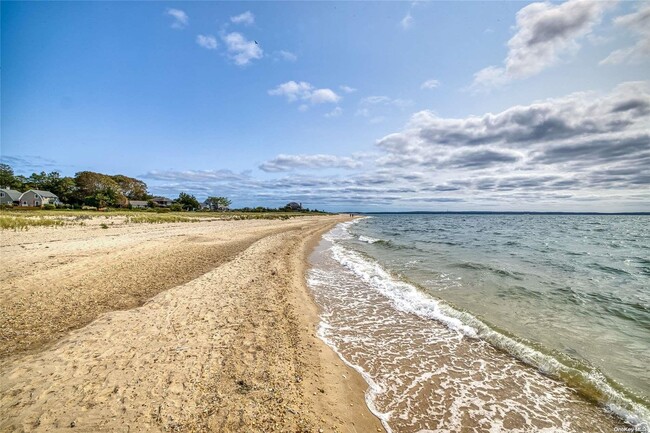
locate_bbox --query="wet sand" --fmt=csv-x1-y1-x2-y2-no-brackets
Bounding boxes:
0,215,383,432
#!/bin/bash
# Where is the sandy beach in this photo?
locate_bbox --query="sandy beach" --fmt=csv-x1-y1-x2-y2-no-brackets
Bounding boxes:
0,215,383,432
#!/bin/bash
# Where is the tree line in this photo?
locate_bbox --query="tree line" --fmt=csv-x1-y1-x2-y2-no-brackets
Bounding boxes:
0,163,230,210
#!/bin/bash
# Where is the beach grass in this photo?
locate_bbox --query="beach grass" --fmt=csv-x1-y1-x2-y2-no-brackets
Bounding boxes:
125,214,198,224
0,215,66,231
0,209,315,229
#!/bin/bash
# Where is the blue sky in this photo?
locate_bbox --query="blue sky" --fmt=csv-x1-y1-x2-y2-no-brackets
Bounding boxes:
2,1,649,211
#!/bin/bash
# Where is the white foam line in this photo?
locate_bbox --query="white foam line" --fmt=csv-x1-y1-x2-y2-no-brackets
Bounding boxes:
316,320,394,433
330,243,478,337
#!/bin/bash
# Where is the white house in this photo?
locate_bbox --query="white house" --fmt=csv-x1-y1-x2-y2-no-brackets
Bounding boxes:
19,190,60,207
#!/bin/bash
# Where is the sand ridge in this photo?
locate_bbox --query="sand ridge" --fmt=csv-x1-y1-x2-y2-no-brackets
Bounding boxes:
0,216,383,432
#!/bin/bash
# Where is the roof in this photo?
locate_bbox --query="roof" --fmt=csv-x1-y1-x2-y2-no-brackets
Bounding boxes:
152,196,171,201
130,200,148,206
28,190,59,199
0,189,23,200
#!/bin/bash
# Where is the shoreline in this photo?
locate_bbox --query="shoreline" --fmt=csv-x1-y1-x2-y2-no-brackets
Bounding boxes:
0,215,383,432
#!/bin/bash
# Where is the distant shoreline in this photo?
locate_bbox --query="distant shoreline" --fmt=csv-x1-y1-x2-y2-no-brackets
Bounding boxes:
356,211,650,215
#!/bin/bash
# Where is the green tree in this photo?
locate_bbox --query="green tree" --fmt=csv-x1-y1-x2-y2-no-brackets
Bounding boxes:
176,192,200,211
204,196,231,211
112,175,148,200
74,171,127,207
0,164,21,189
34,171,76,203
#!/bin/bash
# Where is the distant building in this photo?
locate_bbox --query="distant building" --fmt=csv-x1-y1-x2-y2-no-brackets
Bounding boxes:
129,200,149,209
151,196,173,207
0,188,23,206
19,190,60,207
285,202,302,211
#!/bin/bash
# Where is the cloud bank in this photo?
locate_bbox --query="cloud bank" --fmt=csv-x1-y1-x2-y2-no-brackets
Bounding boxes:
145,82,649,211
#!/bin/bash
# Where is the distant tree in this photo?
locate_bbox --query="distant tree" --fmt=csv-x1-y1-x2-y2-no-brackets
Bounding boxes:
176,192,200,211
74,171,127,207
0,164,21,189
35,171,76,203
112,175,148,200
204,196,231,210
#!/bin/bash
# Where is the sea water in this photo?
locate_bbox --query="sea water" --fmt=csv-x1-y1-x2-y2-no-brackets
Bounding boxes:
308,214,649,432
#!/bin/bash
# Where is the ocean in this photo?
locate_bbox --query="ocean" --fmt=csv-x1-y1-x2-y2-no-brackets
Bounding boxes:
307,214,649,432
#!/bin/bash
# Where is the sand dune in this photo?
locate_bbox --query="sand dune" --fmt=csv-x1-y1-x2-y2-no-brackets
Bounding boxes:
0,216,382,432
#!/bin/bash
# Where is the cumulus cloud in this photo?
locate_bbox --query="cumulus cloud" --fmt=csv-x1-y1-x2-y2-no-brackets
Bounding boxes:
259,154,362,172
376,81,650,184
600,3,650,65
222,32,262,66
230,11,255,26
165,8,188,29
421,79,440,90
340,85,357,93
472,0,613,89
268,81,341,107
196,34,218,50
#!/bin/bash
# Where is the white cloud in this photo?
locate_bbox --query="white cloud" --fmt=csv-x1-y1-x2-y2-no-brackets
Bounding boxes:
325,107,343,118
259,154,362,172
196,34,218,50
268,81,312,102
165,8,188,29
222,32,263,66
340,85,357,93
376,81,650,174
310,88,340,104
400,12,414,29
600,3,650,65
268,81,341,107
278,50,297,62
472,0,614,90
421,79,440,90
230,11,255,26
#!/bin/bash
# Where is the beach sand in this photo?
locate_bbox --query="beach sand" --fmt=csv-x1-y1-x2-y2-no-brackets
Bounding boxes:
0,215,383,432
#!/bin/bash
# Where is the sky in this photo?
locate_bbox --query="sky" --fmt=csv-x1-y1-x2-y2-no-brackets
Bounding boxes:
2,0,649,212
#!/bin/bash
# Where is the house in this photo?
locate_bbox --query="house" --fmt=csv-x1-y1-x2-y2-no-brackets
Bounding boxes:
151,196,172,207
0,189,23,206
129,200,149,209
19,190,60,207
285,202,302,211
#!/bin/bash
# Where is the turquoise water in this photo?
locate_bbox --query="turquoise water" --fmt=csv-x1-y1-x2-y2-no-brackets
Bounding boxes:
308,215,649,431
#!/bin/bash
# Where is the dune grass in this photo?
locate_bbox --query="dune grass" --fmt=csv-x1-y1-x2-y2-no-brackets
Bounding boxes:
125,214,198,224
0,209,312,230
0,216,66,231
